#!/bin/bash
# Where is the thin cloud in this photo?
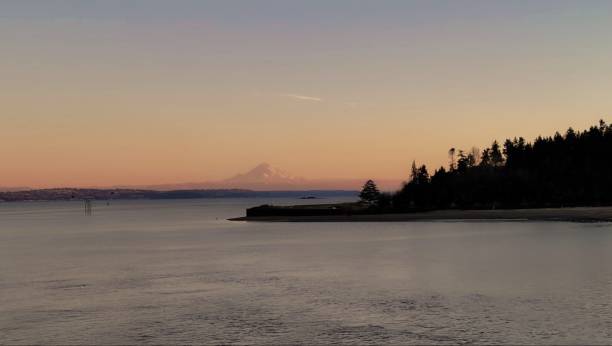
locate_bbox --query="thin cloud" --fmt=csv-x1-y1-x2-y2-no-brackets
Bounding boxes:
282,93,323,102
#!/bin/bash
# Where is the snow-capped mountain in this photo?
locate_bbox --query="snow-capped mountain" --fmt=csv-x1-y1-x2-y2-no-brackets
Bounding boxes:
109,163,402,191
222,163,306,187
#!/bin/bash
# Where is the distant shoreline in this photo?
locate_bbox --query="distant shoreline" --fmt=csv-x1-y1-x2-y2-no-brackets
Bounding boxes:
0,188,357,202
230,206,612,223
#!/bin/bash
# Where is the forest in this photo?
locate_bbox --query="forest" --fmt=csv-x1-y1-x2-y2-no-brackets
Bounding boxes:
367,120,612,210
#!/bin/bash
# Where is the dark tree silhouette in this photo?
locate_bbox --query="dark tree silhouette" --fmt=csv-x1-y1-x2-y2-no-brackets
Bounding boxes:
410,161,419,183
448,148,456,171
409,161,430,185
480,148,491,167
417,165,430,184
490,140,504,167
387,120,612,212
359,180,381,205
457,150,469,172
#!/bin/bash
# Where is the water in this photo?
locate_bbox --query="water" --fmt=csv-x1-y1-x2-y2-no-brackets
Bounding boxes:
1,199,612,344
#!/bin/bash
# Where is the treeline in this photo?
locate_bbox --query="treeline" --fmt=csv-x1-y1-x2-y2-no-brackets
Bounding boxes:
368,120,612,210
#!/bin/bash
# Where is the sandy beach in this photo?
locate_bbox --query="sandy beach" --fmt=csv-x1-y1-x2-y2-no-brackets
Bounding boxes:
230,206,612,222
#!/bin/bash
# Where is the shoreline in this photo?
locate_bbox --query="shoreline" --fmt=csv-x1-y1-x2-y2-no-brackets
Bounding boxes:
229,206,612,223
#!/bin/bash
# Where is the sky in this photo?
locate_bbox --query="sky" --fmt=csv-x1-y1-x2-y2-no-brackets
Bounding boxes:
2,0,612,188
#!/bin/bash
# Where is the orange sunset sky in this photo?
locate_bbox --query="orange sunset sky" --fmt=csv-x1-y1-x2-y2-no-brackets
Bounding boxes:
1,1,611,188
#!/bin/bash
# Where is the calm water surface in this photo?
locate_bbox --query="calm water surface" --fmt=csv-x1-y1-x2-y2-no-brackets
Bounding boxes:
1,199,612,344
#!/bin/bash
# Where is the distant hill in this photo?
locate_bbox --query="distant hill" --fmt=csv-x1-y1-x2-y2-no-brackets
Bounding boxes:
0,186,30,192
0,188,357,202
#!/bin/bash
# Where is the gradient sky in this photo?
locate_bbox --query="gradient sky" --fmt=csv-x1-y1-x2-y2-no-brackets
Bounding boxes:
2,0,612,188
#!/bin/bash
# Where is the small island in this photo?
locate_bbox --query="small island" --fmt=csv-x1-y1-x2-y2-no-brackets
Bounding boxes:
233,120,612,223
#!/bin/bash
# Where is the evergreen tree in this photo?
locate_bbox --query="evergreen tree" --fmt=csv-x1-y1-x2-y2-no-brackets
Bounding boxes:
480,148,491,166
410,161,419,183
417,165,430,184
359,180,381,205
457,150,469,172
490,140,504,167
